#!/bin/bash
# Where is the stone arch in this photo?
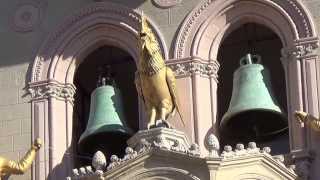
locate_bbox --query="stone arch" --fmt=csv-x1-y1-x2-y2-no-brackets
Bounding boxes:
174,0,318,59
31,2,168,83
28,2,167,180
131,167,200,180
233,173,272,180
173,0,319,154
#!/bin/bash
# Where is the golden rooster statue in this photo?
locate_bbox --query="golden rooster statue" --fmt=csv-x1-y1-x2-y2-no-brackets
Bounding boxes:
0,138,42,179
294,111,320,132
135,15,184,129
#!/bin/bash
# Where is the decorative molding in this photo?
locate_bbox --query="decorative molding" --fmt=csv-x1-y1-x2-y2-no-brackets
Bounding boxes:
167,58,220,80
284,0,312,37
174,0,318,58
31,2,168,83
10,0,47,32
28,80,76,102
206,134,219,158
105,128,200,171
67,130,297,180
290,150,314,180
152,0,182,8
221,142,270,159
92,151,107,171
175,0,213,58
107,147,139,171
282,38,319,60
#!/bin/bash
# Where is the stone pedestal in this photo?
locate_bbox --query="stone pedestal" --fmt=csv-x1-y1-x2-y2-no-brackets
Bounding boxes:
127,127,193,154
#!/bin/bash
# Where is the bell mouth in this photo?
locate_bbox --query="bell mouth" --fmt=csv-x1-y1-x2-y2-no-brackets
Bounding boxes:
220,109,288,142
78,130,131,163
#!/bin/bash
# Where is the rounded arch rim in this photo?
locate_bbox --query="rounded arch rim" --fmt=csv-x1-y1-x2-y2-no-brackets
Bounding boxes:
129,167,201,180
30,2,168,84
174,0,318,59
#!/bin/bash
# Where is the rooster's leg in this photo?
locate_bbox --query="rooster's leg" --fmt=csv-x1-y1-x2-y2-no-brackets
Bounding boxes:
147,107,156,129
160,99,171,120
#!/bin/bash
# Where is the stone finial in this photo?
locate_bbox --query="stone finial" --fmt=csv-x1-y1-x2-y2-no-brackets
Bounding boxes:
188,143,200,156
262,147,271,154
92,151,107,171
72,169,79,176
247,142,260,154
107,155,121,170
221,145,234,158
206,134,220,158
224,145,232,152
79,167,86,176
123,147,138,161
236,143,245,150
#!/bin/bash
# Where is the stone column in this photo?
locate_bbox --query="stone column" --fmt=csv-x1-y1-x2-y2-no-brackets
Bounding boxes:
167,57,219,155
29,80,76,180
282,37,319,179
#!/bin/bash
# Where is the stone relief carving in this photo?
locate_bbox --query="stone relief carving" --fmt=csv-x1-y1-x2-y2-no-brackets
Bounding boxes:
167,59,220,80
290,150,314,180
152,0,182,8
281,38,319,59
67,129,296,180
92,151,106,171
10,0,47,32
175,0,213,58
28,81,76,102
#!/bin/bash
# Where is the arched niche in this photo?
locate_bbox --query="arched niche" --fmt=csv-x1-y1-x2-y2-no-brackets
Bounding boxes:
217,23,289,154
73,45,138,166
28,2,167,179
173,0,319,155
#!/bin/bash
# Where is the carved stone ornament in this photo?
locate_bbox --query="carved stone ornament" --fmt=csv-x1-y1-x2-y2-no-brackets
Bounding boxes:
281,38,319,59
167,59,220,80
206,134,220,158
10,0,47,32
174,0,318,59
31,2,168,83
92,151,106,171
290,150,314,180
152,0,182,8
28,80,76,102
67,132,296,180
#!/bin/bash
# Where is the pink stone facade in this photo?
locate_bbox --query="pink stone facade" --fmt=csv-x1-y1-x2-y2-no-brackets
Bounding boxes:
0,0,319,179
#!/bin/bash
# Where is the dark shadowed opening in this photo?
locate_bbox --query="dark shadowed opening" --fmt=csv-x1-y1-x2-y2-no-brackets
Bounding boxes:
217,23,289,155
72,45,138,166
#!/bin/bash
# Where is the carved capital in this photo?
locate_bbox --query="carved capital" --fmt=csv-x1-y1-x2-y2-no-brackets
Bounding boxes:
282,38,319,60
28,80,76,102
167,58,220,80
290,150,314,179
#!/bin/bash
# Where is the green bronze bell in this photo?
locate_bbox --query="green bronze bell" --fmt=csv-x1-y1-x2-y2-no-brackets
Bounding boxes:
78,75,132,157
220,54,287,141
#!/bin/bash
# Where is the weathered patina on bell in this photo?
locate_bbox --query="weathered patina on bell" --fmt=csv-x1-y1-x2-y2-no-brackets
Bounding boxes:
220,54,287,141
78,75,132,158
